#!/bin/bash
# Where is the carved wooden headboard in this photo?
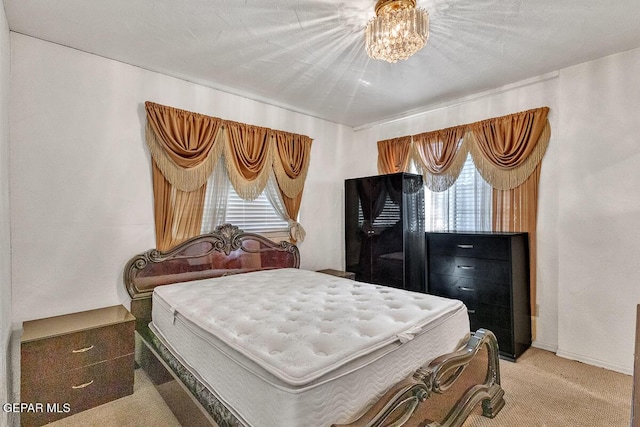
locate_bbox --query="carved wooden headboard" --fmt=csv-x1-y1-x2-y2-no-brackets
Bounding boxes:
123,224,300,333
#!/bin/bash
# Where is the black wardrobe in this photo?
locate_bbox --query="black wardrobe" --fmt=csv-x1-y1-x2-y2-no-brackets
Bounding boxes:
345,173,425,292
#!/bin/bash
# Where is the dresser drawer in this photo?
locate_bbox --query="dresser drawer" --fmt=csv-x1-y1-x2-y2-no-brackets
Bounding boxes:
427,233,510,260
429,255,512,284
465,303,514,357
465,302,510,326
21,354,134,426
429,274,511,307
22,321,134,379
467,319,514,358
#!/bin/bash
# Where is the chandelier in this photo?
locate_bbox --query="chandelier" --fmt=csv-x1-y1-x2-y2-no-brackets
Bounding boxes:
365,0,429,63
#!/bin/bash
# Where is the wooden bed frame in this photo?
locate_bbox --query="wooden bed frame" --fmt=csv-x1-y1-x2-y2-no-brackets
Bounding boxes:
123,224,505,427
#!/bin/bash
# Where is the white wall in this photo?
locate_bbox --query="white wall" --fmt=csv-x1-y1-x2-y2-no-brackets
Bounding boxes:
9,33,352,324
347,47,640,374
0,1,11,425
556,48,640,373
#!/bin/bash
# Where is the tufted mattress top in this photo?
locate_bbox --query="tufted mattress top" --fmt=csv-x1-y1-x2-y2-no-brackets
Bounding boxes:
153,268,466,387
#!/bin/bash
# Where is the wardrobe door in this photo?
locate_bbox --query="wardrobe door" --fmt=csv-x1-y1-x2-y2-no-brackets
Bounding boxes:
346,173,425,292
402,173,426,293
370,174,404,288
344,178,363,280
345,175,384,283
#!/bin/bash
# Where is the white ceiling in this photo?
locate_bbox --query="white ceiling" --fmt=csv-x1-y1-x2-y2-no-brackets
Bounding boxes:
4,0,640,127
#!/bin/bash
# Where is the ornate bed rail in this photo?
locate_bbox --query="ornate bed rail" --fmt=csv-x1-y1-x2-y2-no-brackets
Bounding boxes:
333,329,504,427
124,224,299,334
124,223,300,301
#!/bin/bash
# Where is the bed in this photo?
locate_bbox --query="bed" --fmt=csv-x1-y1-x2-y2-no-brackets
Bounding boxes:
123,224,504,427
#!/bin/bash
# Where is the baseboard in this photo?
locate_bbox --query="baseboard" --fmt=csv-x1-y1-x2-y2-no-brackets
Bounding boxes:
9,328,22,427
531,341,558,353
531,342,632,376
556,349,633,376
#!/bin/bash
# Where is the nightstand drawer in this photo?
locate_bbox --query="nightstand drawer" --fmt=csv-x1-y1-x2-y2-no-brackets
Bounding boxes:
429,255,512,284
22,321,134,378
427,233,510,260
21,354,134,426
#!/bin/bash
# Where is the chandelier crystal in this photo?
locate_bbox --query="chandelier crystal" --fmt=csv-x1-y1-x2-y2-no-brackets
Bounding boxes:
365,0,429,63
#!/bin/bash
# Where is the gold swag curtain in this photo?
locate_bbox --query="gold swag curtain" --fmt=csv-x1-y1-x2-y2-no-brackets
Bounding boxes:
377,137,411,174
224,121,273,200
412,125,468,192
145,102,224,250
469,106,550,340
493,165,541,338
145,102,224,192
145,102,313,250
468,107,550,190
273,131,313,243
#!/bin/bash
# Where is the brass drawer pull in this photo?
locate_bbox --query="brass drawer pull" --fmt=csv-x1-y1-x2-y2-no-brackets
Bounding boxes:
457,265,474,270
457,244,474,249
72,345,94,353
458,286,475,292
72,380,94,389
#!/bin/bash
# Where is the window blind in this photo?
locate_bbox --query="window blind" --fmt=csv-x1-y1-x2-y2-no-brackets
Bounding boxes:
426,154,492,232
224,186,289,232
201,162,289,234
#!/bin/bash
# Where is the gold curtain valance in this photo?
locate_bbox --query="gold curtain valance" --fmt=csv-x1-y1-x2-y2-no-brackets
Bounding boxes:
377,136,411,174
273,131,313,199
412,125,468,192
145,101,313,199
224,121,273,200
145,102,224,192
468,107,550,190
374,106,550,191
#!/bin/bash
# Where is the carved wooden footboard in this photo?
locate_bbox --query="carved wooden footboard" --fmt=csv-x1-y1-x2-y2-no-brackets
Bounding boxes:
333,329,504,427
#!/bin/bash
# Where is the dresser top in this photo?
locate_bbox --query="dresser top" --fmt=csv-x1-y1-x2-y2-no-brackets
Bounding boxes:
22,305,135,343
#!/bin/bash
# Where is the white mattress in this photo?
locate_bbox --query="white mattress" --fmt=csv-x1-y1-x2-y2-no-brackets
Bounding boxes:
151,268,469,427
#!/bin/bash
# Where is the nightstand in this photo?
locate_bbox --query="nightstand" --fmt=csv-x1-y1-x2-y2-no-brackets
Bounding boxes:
316,269,356,280
20,305,135,426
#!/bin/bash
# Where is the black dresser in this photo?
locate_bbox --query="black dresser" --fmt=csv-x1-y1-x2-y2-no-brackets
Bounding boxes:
426,232,531,360
345,173,425,293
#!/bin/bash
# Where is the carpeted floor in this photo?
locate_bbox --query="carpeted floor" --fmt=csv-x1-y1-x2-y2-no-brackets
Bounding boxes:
462,348,632,427
43,348,632,427
45,369,181,427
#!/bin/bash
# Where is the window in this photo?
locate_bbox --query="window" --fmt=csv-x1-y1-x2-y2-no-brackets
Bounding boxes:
221,186,289,233
424,154,492,232
200,161,289,234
